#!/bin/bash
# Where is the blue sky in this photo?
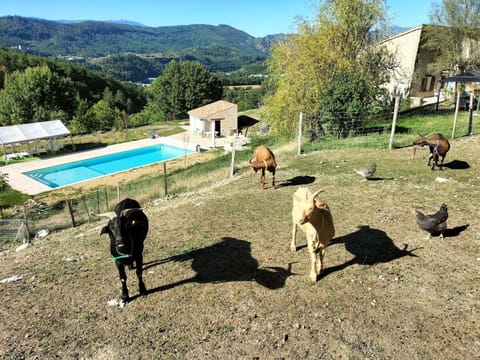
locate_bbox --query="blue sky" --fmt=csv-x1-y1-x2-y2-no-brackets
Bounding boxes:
1,0,435,37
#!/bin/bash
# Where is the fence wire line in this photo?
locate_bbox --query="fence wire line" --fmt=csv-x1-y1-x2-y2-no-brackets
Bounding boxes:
300,107,476,140
0,182,159,244
300,111,394,140
0,219,28,244
2,107,478,243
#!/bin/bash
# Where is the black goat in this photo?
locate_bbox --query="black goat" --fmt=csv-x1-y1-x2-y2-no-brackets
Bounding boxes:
100,198,149,303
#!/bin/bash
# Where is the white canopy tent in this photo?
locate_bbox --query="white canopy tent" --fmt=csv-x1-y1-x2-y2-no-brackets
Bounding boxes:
0,120,74,162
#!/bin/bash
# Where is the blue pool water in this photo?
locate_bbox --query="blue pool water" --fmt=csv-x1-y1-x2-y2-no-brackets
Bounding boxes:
24,144,192,188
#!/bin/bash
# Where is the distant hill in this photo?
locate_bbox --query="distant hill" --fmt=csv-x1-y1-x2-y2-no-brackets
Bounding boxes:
0,16,270,58
388,25,411,36
0,16,285,81
0,16,410,83
58,19,147,27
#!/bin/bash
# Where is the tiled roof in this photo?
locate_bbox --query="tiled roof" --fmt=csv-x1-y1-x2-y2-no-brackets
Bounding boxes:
188,100,236,120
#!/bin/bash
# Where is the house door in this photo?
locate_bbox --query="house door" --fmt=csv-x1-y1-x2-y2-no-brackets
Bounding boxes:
214,120,221,136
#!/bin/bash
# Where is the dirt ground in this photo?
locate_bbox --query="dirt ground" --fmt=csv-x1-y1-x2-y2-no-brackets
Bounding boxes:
0,136,479,359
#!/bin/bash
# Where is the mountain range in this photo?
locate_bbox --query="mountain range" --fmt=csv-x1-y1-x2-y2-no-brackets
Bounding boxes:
0,16,276,58
0,16,409,83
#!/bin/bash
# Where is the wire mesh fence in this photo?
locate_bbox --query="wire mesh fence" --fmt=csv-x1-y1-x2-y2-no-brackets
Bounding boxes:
300,105,478,143
0,219,29,244
1,104,478,245
26,184,164,237
0,173,170,245
300,110,393,141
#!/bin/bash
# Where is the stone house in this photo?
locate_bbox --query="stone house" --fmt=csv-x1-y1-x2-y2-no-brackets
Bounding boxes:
188,100,238,138
380,25,480,106
380,25,442,106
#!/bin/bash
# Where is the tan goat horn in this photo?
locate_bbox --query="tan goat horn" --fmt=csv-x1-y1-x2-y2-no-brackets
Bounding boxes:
311,189,325,199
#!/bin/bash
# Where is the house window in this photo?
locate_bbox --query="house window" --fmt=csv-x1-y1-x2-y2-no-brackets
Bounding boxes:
420,75,436,91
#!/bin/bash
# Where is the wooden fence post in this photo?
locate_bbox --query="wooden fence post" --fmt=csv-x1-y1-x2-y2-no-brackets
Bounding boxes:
23,206,31,242
163,162,168,197
66,200,76,228
298,112,303,155
96,189,100,214
467,92,474,136
389,95,401,150
104,188,109,211
80,193,90,219
452,84,461,139
230,132,236,177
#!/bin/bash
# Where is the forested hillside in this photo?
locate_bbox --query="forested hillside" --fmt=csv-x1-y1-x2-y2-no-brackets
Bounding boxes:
89,46,267,82
0,16,267,57
0,46,146,125
0,17,270,130
0,16,278,81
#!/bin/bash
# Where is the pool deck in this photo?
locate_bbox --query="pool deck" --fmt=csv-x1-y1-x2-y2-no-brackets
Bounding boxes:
3,129,233,195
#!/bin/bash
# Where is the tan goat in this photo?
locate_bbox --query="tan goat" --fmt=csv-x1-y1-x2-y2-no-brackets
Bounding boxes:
291,187,335,283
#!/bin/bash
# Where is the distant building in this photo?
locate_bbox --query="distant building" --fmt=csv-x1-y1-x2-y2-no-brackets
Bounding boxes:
380,25,440,106
188,100,238,139
380,25,480,106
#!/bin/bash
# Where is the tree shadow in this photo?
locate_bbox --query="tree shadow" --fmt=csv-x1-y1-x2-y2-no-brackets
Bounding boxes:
140,237,294,299
275,175,316,188
442,160,470,170
321,225,420,279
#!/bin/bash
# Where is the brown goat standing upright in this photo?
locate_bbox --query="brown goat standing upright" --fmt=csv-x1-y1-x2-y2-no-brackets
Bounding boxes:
249,145,277,189
413,133,450,170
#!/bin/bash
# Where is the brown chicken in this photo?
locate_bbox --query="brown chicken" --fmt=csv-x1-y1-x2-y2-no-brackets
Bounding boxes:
412,203,448,239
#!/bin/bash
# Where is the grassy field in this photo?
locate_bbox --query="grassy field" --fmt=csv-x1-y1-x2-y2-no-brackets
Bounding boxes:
1,127,479,358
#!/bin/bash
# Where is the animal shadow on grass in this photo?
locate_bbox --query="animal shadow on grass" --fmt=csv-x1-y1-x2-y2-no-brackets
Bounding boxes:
275,175,316,188
443,224,469,238
442,160,470,170
320,225,420,279
141,237,295,299
365,176,395,181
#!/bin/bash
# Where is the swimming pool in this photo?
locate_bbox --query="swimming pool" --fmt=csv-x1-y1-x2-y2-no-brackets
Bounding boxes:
24,144,193,188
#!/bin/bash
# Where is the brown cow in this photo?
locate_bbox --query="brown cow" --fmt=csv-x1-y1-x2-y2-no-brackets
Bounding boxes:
413,133,450,170
249,145,277,189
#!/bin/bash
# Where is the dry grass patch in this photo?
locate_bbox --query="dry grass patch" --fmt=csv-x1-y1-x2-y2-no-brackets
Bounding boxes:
1,135,479,359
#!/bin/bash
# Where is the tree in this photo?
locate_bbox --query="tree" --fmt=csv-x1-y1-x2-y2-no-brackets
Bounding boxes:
69,95,94,134
148,60,223,120
114,89,126,111
427,0,480,73
0,65,77,125
91,99,118,131
223,87,265,111
319,68,386,138
102,87,115,108
264,0,394,137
